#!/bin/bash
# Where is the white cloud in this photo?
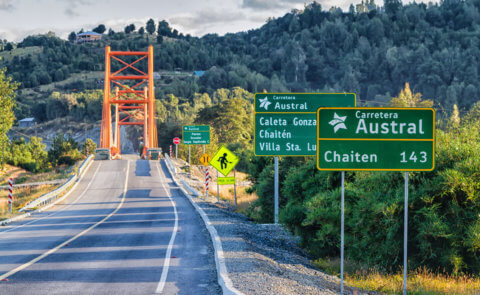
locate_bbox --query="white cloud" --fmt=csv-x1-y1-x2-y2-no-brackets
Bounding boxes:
169,9,247,36
0,0,14,10
59,0,96,17
241,0,306,10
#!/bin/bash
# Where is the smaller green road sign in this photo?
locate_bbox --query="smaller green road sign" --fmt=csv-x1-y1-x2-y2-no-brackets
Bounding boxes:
218,177,235,185
183,125,210,144
317,107,435,171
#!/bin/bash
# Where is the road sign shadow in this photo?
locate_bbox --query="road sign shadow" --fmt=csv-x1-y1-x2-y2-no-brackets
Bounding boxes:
135,159,151,176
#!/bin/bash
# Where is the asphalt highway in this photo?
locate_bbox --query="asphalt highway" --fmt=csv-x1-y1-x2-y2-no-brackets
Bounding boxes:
0,158,220,295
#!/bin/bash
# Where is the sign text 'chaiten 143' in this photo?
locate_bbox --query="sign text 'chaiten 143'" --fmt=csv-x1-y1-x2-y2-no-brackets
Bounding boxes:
317,107,435,171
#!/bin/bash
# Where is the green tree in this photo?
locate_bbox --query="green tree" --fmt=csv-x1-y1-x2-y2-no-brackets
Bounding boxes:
68,31,76,42
0,68,18,169
146,18,156,35
92,24,106,34
26,136,48,172
48,133,81,166
82,138,97,156
124,24,135,34
138,27,145,35
157,20,171,36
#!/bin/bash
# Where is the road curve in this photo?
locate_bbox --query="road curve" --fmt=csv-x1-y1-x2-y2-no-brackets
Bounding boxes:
0,158,220,295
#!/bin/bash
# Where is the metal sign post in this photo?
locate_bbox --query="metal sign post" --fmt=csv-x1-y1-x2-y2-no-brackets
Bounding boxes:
234,168,237,207
203,144,206,198
274,157,279,224
217,170,219,202
188,145,191,167
341,171,345,294
404,172,408,295
175,144,178,159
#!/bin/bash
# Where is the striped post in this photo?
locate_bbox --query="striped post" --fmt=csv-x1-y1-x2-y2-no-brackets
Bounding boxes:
8,178,13,213
205,167,209,199
169,145,172,158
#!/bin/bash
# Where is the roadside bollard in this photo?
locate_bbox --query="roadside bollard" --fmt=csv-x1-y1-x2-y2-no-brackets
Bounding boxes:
8,178,13,213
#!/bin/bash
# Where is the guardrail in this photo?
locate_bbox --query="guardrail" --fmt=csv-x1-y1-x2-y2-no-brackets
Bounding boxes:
19,154,94,212
164,154,177,174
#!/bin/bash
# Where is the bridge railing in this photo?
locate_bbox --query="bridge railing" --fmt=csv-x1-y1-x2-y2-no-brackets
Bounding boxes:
19,154,95,212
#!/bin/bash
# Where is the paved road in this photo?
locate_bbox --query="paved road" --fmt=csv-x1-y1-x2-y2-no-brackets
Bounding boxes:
0,158,220,295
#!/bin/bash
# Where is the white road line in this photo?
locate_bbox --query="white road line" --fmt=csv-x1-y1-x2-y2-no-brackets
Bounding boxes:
155,162,179,294
0,162,103,236
0,161,130,281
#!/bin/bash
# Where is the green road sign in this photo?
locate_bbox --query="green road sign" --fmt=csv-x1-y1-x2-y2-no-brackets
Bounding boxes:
210,145,239,176
183,125,210,144
218,177,235,185
317,107,435,171
254,93,356,156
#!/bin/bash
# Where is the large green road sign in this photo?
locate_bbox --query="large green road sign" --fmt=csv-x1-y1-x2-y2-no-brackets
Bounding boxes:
183,125,210,144
317,107,435,171
254,93,356,156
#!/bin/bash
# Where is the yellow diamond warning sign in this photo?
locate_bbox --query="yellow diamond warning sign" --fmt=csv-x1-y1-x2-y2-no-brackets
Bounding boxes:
210,145,239,176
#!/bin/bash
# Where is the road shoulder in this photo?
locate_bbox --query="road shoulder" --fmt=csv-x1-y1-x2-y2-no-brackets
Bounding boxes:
165,156,369,295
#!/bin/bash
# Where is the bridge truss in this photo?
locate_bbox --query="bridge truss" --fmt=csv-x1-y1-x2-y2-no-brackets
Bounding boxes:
99,45,158,157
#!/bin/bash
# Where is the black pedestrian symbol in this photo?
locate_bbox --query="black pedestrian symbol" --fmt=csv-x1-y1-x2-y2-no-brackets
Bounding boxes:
218,153,231,169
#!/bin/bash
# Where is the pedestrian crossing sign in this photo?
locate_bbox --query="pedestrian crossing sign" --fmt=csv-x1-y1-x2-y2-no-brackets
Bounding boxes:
209,145,239,176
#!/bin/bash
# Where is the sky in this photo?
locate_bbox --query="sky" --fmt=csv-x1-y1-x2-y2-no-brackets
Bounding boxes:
0,0,421,42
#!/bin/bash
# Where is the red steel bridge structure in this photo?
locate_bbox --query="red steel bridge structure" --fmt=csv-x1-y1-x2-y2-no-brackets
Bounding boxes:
99,45,158,157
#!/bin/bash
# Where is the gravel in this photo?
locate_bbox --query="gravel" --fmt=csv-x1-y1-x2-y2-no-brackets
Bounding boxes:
170,158,374,295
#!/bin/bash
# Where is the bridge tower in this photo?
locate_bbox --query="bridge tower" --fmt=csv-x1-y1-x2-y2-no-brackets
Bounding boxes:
99,45,158,158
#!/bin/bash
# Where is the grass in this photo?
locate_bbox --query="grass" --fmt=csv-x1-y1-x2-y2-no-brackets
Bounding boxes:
0,163,73,186
313,257,480,294
186,163,257,212
0,161,82,220
0,184,56,220
0,46,42,63
209,180,257,213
